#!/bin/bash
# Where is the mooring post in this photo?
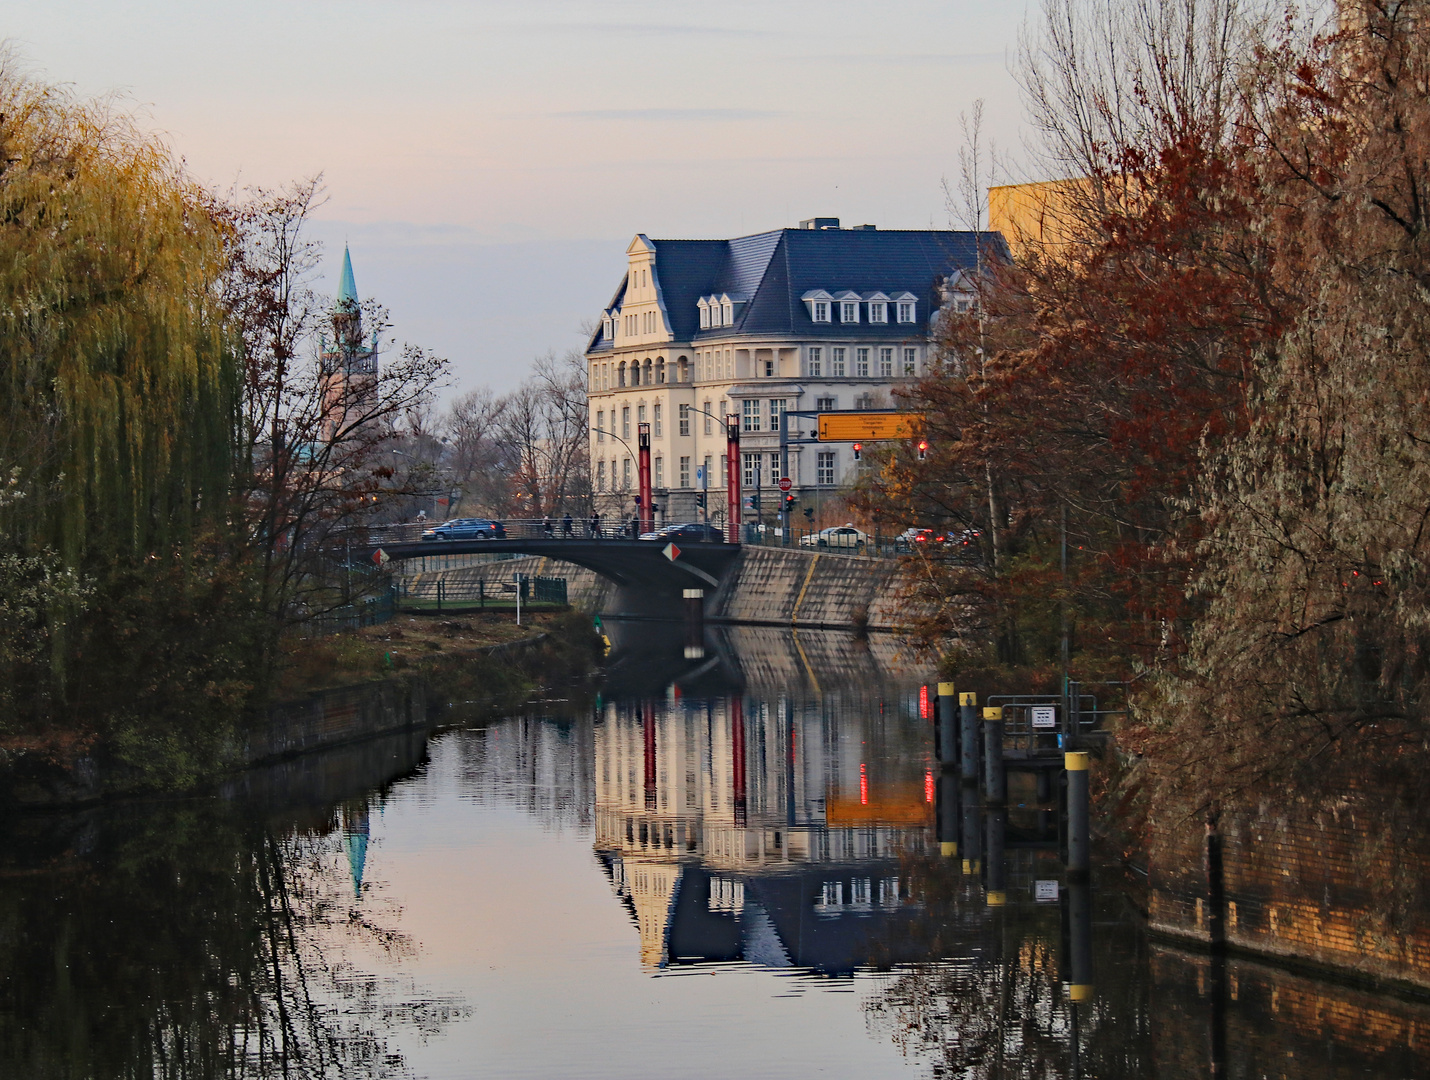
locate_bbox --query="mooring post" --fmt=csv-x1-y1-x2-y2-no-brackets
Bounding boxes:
1066,751,1090,877
683,589,705,659
983,706,1005,805
959,692,979,783
937,771,960,857
986,807,1007,907
938,682,958,768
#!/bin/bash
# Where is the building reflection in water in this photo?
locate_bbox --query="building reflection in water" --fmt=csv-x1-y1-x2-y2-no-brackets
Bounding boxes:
593,692,937,972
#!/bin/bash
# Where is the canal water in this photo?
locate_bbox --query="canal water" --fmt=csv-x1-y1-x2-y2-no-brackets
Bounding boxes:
2,624,1428,1078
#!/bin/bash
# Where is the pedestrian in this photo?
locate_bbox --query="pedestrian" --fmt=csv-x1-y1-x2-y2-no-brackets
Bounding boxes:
589,511,601,538
543,515,554,538
562,512,573,538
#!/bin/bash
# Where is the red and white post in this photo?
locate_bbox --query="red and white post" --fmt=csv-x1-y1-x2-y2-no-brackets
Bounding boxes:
637,421,653,536
726,413,741,544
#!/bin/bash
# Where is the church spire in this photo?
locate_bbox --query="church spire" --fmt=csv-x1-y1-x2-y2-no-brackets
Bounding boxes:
336,244,359,311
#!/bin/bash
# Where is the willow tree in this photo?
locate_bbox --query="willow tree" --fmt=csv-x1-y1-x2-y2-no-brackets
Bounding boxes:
0,59,249,750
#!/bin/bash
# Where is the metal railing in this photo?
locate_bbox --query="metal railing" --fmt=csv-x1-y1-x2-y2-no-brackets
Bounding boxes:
297,586,398,637
741,524,984,560
398,575,569,611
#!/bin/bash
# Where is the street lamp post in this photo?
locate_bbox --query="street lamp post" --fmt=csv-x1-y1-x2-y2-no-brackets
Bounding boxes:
683,406,742,544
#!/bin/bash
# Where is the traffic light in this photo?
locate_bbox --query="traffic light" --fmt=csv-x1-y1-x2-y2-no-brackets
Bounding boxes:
696,492,707,509
751,492,761,510
917,439,928,461
783,493,795,513
803,507,814,521
852,442,862,461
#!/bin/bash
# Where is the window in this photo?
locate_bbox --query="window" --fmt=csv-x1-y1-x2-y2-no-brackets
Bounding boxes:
880,347,893,377
813,301,830,323
703,455,713,487
679,404,690,436
722,301,732,325
743,452,762,488
596,411,605,441
816,395,836,411
720,398,729,425
769,452,781,483
841,301,859,323
956,298,969,313
720,454,728,484
769,399,787,433
808,347,822,377
832,347,846,377
653,404,662,436
897,301,916,323
868,301,887,324
903,348,917,375
618,362,627,388
703,401,712,435
622,407,631,439
856,347,869,377
623,457,632,490
817,451,836,486
699,300,710,329
654,457,664,487
742,399,761,432
656,358,666,384
680,456,691,487
855,392,876,410
597,460,606,491
763,357,774,377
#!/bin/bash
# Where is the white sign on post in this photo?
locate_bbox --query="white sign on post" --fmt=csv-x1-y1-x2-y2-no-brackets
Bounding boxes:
1031,705,1058,729
1035,880,1060,902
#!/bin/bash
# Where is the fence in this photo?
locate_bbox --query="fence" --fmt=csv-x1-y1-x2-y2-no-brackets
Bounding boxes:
398,575,568,612
741,524,983,561
298,586,398,637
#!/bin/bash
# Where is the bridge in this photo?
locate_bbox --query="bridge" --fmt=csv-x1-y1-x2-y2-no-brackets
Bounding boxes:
359,526,743,617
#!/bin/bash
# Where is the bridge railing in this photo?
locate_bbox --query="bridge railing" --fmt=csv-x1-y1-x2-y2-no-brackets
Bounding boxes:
398,575,569,611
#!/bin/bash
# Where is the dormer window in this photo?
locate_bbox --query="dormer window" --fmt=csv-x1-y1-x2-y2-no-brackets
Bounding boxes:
722,301,732,325
801,289,834,323
865,292,890,324
893,292,918,324
834,290,861,324
698,297,711,329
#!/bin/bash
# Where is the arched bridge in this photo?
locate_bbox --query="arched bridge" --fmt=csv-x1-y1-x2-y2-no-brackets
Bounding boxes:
361,531,743,616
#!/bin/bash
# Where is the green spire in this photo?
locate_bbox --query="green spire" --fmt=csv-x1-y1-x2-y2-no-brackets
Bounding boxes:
336,244,359,309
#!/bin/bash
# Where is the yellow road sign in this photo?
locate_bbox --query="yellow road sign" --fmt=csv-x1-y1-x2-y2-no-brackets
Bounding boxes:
817,411,922,442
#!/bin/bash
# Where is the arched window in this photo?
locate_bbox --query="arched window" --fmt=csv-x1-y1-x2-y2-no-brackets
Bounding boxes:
617,361,627,387
656,358,666,384
677,356,689,383
643,358,654,385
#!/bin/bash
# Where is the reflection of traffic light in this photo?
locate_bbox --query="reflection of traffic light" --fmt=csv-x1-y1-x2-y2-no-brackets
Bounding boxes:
852,442,862,461
917,439,928,461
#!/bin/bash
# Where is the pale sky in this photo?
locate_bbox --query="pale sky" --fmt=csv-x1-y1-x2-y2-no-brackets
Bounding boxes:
4,1,1030,397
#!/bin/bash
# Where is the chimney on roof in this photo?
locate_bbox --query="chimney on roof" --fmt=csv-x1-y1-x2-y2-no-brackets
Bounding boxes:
799,217,840,230
850,224,877,230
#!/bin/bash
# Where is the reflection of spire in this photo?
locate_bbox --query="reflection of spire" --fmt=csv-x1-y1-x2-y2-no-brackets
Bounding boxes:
342,804,370,901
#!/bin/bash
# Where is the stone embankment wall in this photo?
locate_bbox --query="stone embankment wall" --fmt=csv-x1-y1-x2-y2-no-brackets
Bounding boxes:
403,556,614,612
707,547,924,629
1147,789,1430,991
245,678,428,764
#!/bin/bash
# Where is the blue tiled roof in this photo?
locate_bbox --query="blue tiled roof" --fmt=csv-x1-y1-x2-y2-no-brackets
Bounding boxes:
588,227,1004,352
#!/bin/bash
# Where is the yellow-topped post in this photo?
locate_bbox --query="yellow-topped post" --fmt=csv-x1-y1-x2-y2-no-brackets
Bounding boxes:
959,692,979,783
937,681,957,768
982,706,1005,804
1066,751,1090,876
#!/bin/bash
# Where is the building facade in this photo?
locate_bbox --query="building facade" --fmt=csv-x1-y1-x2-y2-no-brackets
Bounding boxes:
585,218,1000,526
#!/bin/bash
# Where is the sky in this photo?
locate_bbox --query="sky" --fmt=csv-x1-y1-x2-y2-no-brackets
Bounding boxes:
2,1,1031,398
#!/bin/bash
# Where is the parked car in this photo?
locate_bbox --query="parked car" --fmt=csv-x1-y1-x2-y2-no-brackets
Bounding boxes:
638,522,726,543
421,517,507,540
800,524,870,550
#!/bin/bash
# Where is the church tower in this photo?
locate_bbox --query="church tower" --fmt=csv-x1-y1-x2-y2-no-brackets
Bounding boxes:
319,245,379,442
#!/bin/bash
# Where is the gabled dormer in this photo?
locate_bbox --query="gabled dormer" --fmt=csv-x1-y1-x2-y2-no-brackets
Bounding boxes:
801,289,834,323
863,291,891,324
620,234,672,343
892,290,919,324
833,290,862,324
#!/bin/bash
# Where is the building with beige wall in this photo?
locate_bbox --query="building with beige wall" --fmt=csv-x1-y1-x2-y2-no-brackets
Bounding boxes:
585,218,1001,527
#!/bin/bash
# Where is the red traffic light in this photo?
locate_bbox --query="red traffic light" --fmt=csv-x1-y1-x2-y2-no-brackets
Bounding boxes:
917,439,929,461
852,441,862,461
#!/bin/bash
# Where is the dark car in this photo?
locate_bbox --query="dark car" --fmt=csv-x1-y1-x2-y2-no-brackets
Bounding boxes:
421,517,507,540
638,522,726,543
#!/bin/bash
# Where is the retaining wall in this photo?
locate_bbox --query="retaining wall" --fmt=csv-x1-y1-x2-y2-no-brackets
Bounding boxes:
1147,788,1430,991
708,547,922,629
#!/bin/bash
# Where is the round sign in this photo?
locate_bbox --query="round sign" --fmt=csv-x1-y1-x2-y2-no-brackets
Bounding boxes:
778,477,792,492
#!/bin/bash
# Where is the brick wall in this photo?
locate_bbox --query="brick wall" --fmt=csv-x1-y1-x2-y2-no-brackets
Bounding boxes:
1148,788,1430,989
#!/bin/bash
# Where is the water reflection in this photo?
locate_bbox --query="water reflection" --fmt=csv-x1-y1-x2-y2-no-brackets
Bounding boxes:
593,692,934,972
0,732,463,1080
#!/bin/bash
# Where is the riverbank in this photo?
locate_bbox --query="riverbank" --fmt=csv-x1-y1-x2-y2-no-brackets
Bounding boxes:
0,610,605,810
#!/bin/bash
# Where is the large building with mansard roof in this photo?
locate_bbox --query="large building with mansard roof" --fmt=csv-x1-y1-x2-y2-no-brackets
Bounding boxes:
585,217,1002,527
